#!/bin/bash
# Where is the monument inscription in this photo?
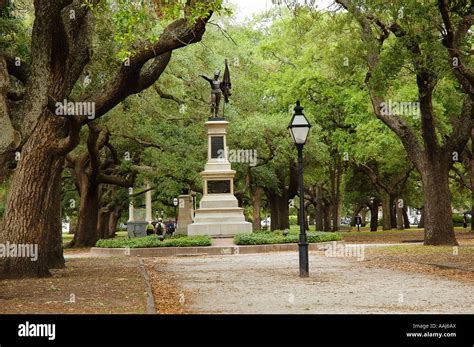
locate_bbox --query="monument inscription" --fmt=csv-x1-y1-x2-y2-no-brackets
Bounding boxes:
207,180,231,194
211,136,224,159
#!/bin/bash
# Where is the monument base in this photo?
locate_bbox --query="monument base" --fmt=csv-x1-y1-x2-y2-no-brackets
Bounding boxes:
187,221,252,236
127,221,148,238
187,194,252,236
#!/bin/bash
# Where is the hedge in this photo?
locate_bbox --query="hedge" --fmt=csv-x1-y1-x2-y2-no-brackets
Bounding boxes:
95,235,212,248
234,230,343,245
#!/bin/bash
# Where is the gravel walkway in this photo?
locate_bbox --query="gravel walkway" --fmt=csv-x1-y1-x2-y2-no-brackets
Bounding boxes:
153,251,474,314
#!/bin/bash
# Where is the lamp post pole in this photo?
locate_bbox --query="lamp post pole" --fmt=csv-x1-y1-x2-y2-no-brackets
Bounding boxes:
173,197,179,225
297,144,309,277
288,100,311,278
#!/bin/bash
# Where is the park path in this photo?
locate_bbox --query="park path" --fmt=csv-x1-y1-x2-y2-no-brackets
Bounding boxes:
151,251,474,314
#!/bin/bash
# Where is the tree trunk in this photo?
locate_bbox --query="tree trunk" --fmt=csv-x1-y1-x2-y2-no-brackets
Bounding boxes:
251,187,262,232
390,195,397,229
360,207,368,227
369,200,379,232
322,203,331,231
350,204,362,227
470,151,474,232
0,117,64,278
381,194,392,230
70,175,100,247
418,207,425,228
304,205,309,231
46,158,66,269
396,197,404,230
308,207,315,231
421,162,457,245
266,190,289,231
108,207,121,238
403,206,410,229
97,208,111,240
315,187,324,231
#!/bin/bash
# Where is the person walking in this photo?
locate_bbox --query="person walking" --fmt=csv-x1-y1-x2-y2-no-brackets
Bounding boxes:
155,218,165,237
146,221,154,236
355,214,362,232
166,218,176,237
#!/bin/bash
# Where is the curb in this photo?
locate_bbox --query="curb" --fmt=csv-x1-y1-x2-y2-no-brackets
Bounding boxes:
90,240,345,258
137,258,157,314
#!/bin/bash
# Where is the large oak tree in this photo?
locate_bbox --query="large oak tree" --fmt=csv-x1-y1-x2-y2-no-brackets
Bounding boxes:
0,0,220,278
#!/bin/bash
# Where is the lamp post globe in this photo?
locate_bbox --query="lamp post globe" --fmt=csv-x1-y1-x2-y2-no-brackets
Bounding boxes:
288,100,311,146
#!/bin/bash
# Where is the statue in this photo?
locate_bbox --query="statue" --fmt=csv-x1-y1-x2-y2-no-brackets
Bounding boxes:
201,59,232,118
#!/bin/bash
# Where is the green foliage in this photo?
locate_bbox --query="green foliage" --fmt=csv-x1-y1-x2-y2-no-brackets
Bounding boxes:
452,214,470,227
95,235,211,248
234,230,342,245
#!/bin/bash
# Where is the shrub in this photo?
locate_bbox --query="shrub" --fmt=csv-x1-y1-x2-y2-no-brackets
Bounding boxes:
95,235,212,248
234,230,342,245
453,213,470,227
289,215,298,225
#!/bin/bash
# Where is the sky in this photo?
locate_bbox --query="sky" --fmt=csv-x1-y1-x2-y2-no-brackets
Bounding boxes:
225,0,335,22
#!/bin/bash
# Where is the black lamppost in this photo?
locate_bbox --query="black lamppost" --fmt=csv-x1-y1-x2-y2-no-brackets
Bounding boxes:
190,190,197,218
288,100,311,277
173,197,179,225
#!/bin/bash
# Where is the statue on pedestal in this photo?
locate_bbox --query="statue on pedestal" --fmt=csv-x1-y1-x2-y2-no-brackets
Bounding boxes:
200,59,232,118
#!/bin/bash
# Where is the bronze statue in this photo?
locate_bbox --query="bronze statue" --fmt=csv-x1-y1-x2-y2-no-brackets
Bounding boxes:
201,59,232,118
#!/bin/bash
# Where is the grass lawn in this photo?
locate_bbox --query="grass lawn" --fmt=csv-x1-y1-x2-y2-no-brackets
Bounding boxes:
340,227,474,244
62,231,128,246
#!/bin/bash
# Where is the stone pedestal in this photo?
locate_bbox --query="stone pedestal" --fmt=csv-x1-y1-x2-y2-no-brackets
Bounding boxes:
127,187,149,238
176,194,193,235
188,120,252,236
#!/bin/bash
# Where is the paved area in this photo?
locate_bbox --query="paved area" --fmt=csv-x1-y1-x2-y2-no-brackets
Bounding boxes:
151,251,474,314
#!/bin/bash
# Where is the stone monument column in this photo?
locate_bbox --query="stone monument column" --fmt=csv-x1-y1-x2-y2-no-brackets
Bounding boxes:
127,187,148,238
128,188,135,223
145,183,152,223
176,194,193,235
187,120,252,236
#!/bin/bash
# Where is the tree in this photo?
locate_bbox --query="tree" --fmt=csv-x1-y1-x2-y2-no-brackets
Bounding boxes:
335,0,474,245
0,0,222,278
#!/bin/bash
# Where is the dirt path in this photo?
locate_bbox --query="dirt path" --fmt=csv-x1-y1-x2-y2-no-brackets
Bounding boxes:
0,257,148,314
148,251,474,314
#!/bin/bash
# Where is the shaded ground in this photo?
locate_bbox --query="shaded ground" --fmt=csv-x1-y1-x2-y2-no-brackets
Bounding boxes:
146,251,474,314
342,228,474,244
363,245,474,283
0,257,147,314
